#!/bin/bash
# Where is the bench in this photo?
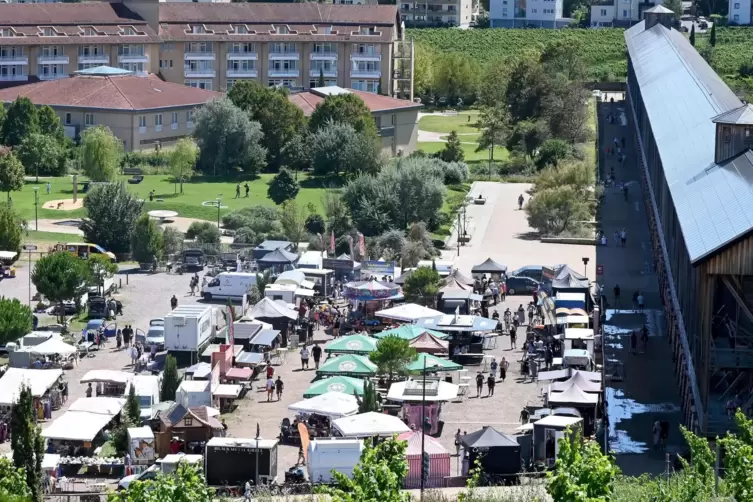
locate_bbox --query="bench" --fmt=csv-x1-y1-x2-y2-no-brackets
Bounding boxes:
127,175,144,184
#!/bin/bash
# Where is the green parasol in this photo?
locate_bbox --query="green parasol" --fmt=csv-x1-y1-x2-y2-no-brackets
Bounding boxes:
303,376,366,398
406,352,463,373
324,334,378,355
374,325,449,340
316,354,377,377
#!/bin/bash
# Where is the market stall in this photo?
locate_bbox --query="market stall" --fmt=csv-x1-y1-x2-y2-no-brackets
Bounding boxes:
332,412,410,438
398,431,451,489
460,426,521,479
409,332,449,354
0,368,64,417
343,280,402,323
212,383,242,413
375,303,443,323
471,258,508,279
316,354,377,378
80,370,133,397
257,248,299,273
155,403,223,457
533,415,583,468
9,338,77,369
324,334,377,355
288,391,359,419
374,325,449,341
245,298,298,341
303,376,366,398
387,378,458,434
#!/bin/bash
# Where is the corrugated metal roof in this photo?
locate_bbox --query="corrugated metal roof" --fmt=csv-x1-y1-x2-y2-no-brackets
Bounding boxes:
625,22,753,263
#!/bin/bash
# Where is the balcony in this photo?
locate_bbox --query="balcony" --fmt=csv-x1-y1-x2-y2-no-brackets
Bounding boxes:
0,74,28,82
78,54,109,65
310,51,338,61
0,55,28,65
268,69,299,78
350,69,381,79
39,73,68,81
269,51,299,60
227,50,258,61
309,69,337,78
37,55,69,65
227,69,258,78
118,54,148,64
351,52,381,62
185,51,216,61
184,68,216,78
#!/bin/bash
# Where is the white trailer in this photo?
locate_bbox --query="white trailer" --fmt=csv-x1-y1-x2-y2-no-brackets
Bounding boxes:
164,305,215,363
307,438,364,484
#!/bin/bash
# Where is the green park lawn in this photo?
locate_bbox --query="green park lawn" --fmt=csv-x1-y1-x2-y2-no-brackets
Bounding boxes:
418,110,480,134
12,173,330,223
418,139,509,165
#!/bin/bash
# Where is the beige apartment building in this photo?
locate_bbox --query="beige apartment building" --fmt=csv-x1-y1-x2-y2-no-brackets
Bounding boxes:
399,0,479,28
0,2,414,99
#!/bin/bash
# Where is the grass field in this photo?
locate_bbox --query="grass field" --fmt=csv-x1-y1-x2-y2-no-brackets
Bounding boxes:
418,111,508,164
418,110,480,134
12,173,332,223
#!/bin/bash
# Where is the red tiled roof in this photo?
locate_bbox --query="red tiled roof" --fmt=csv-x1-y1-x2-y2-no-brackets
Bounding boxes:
288,88,422,117
0,3,145,25
158,3,398,25
0,74,221,111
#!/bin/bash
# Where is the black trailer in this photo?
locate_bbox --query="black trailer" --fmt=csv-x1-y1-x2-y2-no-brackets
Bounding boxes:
205,437,279,488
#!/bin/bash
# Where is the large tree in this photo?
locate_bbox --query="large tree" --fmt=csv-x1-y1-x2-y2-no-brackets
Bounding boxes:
160,355,181,402
310,122,382,177
193,98,267,176
267,168,299,205
17,133,65,181
505,52,550,123
32,252,90,322
168,137,198,194
80,182,144,254
369,335,416,383
0,150,25,205
79,125,121,182
227,81,306,170
439,130,464,163
37,105,65,143
279,200,307,250
432,52,480,105
403,265,441,306
506,120,550,159
0,204,22,254
309,93,377,138
525,185,590,236
475,105,508,164
0,297,32,347
131,213,164,263
2,97,39,147
10,385,44,502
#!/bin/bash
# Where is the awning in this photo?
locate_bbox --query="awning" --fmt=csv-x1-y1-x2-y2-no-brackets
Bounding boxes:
471,258,507,274
288,391,359,418
303,376,365,398
225,367,253,381
80,370,132,385
387,380,459,402
42,411,114,441
414,315,498,333
246,298,298,320
332,412,411,437
249,329,280,347
236,352,265,366
0,251,18,260
406,353,462,373
0,368,63,406
316,354,377,377
374,325,449,340
324,334,377,355
548,382,599,405
212,384,242,399
29,338,76,357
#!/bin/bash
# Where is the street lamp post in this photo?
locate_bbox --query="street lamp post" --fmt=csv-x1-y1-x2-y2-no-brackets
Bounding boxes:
33,187,38,231
216,196,222,229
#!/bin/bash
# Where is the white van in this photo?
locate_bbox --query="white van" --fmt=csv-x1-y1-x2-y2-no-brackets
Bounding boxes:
201,272,257,301
127,374,161,422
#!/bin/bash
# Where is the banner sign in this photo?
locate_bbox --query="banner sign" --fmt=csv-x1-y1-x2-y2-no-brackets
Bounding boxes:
362,260,395,276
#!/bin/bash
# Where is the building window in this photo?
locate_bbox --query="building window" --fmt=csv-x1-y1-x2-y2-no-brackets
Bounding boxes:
502,8,508,15
723,126,731,143
745,127,753,142
233,25,249,34
64,113,71,125
0,29,14,38
734,2,740,8
184,417,193,426
40,27,58,37
275,25,289,35
600,8,607,15
734,14,740,20
317,25,333,34
271,60,297,71
309,79,337,88
184,79,212,90
139,115,146,128
120,62,145,73
268,79,297,88
121,26,139,36
155,114,162,127
359,26,377,35
84,113,94,126
187,110,195,125
171,112,178,129
351,79,379,93
191,25,205,34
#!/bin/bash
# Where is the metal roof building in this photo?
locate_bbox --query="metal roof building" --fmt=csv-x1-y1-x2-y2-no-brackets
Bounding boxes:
626,6,753,436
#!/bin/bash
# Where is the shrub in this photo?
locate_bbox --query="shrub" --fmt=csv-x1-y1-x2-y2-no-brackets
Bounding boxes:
186,221,220,244
305,213,326,235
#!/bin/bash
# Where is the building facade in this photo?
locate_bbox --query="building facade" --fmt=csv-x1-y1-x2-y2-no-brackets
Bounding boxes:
0,1,413,100
489,0,568,28
399,0,479,28
626,6,753,436
728,0,753,24
590,0,664,27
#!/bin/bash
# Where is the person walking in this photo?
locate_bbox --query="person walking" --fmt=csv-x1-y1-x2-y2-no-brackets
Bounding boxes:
620,229,627,247
266,376,275,401
244,183,250,198
632,290,639,310
475,372,484,397
487,374,496,396
613,230,620,247
630,330,637,354
490,358,498,380
518,194,524,210
235,183,241,199
170,295,178,310
623,184,629,202
500,357,509,382
300,345,310,370
312,343,322,369
613,284,621,309
509,327,517,349
275,376,284,401
637,291,645,312
641,324,649,349
189,277,195,296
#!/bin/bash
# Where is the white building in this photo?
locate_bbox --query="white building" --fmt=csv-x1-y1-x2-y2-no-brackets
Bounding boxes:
729,0,752,24
490,0,568,28
590,0,664,26
400,0,479,28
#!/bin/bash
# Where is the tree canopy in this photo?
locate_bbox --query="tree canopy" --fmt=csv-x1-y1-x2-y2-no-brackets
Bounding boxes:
80,182,144,254
403,266,441,306
309,93,378,138
168,138,198,194
32,252,90,319
79,125,121,182
369,335,416,382
131,213,164,263
310,122,382,178
17,133,65,179
37,105,65,143
193,98,267,176
0,151,25,204
267,168,300,205
0,204,23,255
10,385,44,502
0,297,32,347
2,97,39,147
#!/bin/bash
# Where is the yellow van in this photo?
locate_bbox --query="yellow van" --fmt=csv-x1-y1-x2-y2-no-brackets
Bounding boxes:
56,242,117,262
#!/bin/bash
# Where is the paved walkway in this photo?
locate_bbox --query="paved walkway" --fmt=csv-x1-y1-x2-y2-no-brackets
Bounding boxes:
597,99,683,476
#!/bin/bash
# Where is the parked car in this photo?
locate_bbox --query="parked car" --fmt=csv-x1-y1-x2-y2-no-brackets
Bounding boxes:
182,249,205,271
505,276,540,295
145,321,165,351
510,265,555,283
118,465,159,490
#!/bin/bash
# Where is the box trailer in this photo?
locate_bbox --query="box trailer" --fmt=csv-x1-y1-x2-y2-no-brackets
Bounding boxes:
204,437,278,487
164,305,215,363
307,438,363,484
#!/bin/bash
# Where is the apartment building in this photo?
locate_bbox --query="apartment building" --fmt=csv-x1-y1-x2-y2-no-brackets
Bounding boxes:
0,1,413,99
399,0,479,28
728,0,753,24
489,0,568,28
589,0,664,26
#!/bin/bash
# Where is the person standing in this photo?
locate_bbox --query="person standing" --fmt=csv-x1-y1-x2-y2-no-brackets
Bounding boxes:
490,358,498,380
637,291,645,312
509,327,517,349
641,324,649,349
620,229,627,248
311,343,322,369
275,376,284,401
244,183,250,198
613,230,620,247
632,290,639,310
454,429,462,456
518,194,524,210
266,377,275,401
500,357,509,382
630,330,637,354
652,419,662,449
613,284,621,309
475,372,484,397
487,374,496,396
235,183,241,198
170,295,178,310
300,345,310,370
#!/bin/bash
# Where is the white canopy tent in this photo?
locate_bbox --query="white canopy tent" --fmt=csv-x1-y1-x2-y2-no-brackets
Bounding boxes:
0,368,63,406
80,370,133,385
547,382,599,405
387,380,459,402
275,270,316,289
42,397,125,441
288,391,359,418
28,338,76,357
376,304,444,323
332,412,411,437
550,372,602,394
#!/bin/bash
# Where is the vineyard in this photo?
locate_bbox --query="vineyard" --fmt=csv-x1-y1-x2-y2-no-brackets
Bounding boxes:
407,27,753,84
407,28,628,81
